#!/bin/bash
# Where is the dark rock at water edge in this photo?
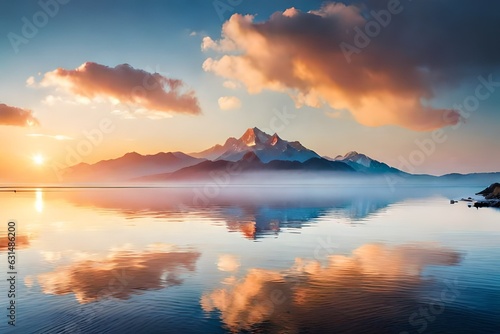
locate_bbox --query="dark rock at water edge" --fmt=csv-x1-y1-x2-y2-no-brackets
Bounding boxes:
473,183,500,208
476,183,500,200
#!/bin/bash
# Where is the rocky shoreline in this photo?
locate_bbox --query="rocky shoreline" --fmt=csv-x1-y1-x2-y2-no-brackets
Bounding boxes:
474,183,500,208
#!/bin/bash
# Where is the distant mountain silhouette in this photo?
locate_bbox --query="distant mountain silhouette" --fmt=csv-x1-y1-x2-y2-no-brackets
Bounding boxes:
329,151,404,174
64,151,205,181
62,127,500,184
135,152,355,182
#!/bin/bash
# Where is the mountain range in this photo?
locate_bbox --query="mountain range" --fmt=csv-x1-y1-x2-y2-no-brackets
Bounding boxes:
190,127,320,163
64,151,205,181
63,127,498,184
329,151,402,174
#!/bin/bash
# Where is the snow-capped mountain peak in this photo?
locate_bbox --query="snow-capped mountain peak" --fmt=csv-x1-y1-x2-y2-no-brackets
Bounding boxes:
327,151,401,174
337,151,372,168
193,127,321,163
344,151,360,159
240,127,271,146
269,133,281,146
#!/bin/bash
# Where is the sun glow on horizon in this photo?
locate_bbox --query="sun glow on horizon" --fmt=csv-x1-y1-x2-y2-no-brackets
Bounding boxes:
33,154,45,166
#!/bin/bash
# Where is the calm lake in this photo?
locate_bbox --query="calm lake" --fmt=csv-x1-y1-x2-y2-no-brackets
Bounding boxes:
0,186,499,333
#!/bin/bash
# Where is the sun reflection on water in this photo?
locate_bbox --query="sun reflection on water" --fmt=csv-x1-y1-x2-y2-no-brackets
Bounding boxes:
35,189,44,213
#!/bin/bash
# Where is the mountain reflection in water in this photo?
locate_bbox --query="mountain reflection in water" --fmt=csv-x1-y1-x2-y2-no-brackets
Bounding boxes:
1,186,499,333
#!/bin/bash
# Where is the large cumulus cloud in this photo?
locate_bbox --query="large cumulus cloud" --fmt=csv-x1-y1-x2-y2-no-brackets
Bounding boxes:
202,1,500,131
41,62,201,115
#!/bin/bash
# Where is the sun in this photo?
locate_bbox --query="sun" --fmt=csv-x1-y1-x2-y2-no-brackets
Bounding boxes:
33,154,45,165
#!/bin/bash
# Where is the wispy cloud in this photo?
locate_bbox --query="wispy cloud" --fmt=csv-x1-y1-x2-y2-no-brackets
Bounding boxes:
325,110,344,119
223,81,240,90
26,133,73,141
26,76,36,87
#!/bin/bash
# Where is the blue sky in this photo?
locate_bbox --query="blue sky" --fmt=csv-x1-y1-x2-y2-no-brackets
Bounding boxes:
0,0,499,181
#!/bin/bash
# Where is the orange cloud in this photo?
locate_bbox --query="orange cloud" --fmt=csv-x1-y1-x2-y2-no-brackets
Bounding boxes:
37,245,200,303
41,62,201,115
0,103,39,127
201,243,462,332
202,6,462,131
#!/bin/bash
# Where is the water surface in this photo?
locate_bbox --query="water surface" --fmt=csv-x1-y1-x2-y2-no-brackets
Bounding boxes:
0,186,499,333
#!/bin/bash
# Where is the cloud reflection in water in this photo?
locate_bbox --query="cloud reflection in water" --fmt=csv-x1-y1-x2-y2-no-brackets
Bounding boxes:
201,243,462,333
37,244,200,304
